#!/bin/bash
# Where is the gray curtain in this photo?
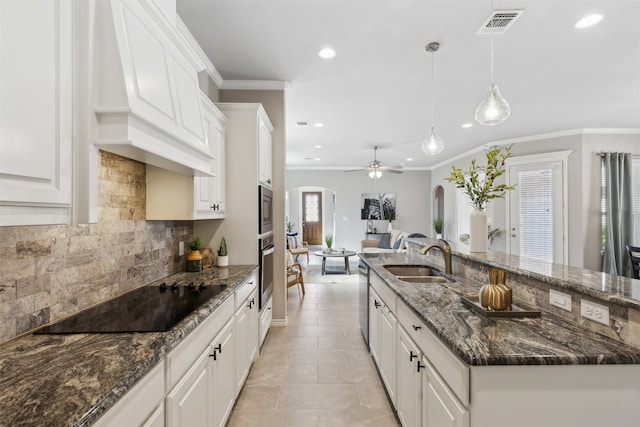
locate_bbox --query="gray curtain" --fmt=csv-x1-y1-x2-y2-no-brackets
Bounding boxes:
602,153,633,276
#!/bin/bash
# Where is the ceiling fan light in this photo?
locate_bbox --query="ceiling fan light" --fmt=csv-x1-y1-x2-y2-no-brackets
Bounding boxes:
368,169,382,179
475,82,510,126
421,127,444,155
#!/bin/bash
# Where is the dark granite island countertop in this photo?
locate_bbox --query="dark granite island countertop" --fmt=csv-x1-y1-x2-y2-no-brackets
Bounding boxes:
0,265,257,427
360,252,640,366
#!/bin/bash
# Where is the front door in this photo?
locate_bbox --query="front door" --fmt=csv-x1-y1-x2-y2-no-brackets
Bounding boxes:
302,191,322,245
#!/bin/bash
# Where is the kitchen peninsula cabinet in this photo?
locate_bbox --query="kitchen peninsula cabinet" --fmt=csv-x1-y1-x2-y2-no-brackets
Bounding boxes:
0,0,72,226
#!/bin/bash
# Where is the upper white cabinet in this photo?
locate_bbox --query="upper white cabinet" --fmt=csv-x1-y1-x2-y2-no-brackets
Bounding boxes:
0,0,72,226
258,118,272,187
94,0,213,176
146,93,226,220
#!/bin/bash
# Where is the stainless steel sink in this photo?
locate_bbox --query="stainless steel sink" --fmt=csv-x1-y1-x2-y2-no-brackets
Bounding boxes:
398,276,449,284
383,264,455,284
384,265,437,276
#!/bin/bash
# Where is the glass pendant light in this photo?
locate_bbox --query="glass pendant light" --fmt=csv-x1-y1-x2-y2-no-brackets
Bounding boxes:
422,42,443,155
475,5,510,126
368,169,382,179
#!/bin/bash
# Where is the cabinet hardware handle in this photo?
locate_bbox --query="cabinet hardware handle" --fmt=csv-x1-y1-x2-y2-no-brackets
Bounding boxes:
412,325,421,331
374,300,381,309
410,351,417,361
214,344,222,354
417,361,425,372
210,351,217,360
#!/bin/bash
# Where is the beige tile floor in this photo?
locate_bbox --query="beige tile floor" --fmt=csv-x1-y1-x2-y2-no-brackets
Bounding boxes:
227,259,399,427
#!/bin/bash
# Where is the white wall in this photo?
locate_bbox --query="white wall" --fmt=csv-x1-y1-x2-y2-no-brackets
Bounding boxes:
286,170,431,252
429,130,640,271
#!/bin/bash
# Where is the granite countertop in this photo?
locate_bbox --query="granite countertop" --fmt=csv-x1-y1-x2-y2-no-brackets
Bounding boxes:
0,265,257,427
406,237,640,310
360,252,640,366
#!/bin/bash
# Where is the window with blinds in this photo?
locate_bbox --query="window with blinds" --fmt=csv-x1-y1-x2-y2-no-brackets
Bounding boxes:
518,169,554,262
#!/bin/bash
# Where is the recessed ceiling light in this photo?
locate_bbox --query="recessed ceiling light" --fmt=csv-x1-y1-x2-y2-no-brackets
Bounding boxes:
314,145,322,149
575,14,604,29
318,48,336,59
314,158,321,161
462,123,473,128
406,158,413,162
313,122,324,128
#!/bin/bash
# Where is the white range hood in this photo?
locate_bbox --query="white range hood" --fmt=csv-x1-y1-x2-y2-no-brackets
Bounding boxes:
94,0,212,176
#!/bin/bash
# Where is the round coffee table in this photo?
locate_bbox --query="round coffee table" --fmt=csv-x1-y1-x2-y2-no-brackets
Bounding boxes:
314,250,357,275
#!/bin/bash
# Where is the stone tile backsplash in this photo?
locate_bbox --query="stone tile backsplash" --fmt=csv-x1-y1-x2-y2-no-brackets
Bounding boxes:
0,151,192,343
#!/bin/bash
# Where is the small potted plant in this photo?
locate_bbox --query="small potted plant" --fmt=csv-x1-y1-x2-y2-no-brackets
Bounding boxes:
433,218,444,239
324,234,333,253
186,237,204,272
217,237,229,268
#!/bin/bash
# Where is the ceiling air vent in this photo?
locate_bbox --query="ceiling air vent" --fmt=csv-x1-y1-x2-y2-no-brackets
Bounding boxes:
296,121,310,127
477,10,524,35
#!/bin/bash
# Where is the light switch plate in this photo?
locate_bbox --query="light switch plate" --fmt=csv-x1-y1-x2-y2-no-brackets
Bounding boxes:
549,289,572,312
581,300,609,326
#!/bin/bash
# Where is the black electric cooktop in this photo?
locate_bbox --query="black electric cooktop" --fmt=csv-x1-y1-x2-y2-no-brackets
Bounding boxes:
35,282,227,334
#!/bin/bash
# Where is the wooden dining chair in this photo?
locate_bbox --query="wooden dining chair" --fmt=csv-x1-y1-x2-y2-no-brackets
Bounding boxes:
626,244,640,279
286,250,305,297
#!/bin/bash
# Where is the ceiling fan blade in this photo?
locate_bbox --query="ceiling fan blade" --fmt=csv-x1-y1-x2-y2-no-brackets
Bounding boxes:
344,168,365,172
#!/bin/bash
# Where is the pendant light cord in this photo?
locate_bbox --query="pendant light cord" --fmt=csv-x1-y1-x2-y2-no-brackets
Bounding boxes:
431,50,435,126
490,0,494,83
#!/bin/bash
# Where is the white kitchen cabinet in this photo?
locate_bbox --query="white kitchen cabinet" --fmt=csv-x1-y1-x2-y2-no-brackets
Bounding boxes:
146,93,226,220
259,295,273,347
211,318,235,427
93,362,165,427
234,276,259,395
0,0,72,226
378,301,398,407
258,117,272,187
397,326,422,427
369,288,381,364
166,348,212,427
423,358,469,427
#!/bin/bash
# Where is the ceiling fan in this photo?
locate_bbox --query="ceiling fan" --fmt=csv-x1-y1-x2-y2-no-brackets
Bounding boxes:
345,146,403,178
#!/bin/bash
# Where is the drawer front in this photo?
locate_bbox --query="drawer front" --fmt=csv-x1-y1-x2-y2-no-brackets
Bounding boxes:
235,273,257,309
397,299,469,406
166,295,234,389
370,270,397,313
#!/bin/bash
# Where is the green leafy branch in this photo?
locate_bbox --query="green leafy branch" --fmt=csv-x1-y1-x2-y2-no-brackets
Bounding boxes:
444,145,516,210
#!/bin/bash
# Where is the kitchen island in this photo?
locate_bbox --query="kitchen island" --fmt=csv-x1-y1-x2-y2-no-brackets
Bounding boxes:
0,265,257,427
360,240,640,427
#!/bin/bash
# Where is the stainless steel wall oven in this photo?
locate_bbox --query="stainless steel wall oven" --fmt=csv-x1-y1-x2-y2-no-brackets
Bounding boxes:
259,234,274,310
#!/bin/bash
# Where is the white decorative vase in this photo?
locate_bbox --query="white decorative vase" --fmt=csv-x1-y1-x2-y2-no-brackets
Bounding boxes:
469,209,488,253
217,255,229,268
387,221,393,232
436,233,443,240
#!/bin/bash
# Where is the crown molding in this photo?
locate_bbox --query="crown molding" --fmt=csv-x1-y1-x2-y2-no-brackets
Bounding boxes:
221,80,289,90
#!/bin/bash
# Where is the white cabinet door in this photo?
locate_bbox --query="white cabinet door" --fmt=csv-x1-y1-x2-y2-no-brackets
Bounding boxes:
247,288,260,365
142,403,165,427
258,117,272,187
423,358,469,427
0,0,72,225
369,288,381,364
234,298,250,395
398,326,422,427
211,319,235,427
259,296,273,347
378,304,398,407
166,350,212,427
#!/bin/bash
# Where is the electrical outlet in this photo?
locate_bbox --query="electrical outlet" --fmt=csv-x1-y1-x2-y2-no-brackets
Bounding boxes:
549,289,572,312
580,300,609,326
178,241,184,256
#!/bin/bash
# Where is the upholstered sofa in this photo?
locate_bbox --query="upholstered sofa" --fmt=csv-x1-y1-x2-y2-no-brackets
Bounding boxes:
361,229,423,254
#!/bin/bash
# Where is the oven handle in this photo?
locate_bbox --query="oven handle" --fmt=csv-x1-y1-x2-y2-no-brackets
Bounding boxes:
263,246,275,256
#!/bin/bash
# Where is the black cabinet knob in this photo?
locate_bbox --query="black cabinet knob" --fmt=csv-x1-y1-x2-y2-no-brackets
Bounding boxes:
412,325,421,331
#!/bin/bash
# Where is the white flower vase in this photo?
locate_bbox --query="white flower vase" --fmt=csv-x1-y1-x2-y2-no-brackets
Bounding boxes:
469,209,488,253
387,221,393,232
